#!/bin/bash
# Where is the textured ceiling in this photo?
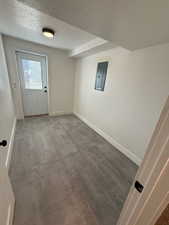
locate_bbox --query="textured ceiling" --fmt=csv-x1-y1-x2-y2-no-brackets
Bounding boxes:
18,0,169,50
0,0,97,50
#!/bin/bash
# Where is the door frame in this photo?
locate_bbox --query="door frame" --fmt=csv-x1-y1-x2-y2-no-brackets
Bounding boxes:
117,95,169,225
15,49,50,118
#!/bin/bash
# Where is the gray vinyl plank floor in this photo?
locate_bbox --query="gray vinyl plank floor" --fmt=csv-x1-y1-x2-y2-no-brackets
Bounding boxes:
9,115,138,225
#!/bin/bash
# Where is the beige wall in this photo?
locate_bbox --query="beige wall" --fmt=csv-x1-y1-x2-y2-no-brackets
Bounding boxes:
74,44,169,165
3,35,75,119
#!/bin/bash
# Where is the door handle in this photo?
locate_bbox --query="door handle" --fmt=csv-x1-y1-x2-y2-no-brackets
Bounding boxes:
0,140,7,147
135,180,144,193
44,90,47,93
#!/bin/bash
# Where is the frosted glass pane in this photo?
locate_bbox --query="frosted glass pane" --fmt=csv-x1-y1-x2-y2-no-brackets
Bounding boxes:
22,59,42,89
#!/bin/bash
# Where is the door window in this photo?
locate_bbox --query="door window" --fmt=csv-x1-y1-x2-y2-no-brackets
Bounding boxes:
21,59,43,90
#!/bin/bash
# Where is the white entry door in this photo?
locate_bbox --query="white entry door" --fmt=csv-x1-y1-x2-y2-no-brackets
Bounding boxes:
0,35,15,225
17,52,48,116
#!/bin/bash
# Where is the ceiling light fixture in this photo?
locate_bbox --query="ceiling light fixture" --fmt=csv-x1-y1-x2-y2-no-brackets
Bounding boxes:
42,27,55,38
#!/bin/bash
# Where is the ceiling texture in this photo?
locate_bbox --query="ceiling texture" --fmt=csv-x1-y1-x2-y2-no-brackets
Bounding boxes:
1,0,169,55
17,0,169,50
0,0,97,50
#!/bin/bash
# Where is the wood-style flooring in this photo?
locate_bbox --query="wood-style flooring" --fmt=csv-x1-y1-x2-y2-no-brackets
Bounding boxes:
10,115,138,225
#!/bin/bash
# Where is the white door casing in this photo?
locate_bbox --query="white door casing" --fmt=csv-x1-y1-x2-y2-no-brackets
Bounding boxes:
117,96,169,225
16,52,48,116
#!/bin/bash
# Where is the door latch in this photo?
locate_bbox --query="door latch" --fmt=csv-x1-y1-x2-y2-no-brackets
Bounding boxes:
135,180,144,193
0,140,7,147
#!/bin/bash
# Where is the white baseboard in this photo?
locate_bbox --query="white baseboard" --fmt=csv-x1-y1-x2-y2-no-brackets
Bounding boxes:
50,111,73,116
7,200,15,225
5,118,16,170
74,112,141,166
